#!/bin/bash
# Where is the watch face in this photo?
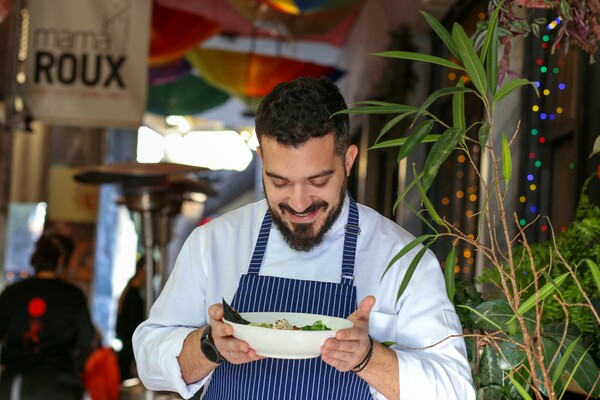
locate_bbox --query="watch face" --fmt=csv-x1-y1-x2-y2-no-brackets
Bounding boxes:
201,332,223,364
201,341,217,359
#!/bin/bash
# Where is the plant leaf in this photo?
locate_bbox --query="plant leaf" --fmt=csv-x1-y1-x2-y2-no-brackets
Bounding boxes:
480,345,503,386
381,235,433,281
375,112,417,143
371,51,464,71
457,304,504,331
416,170,445,227
501,132,512,191
396,245,429,302
539,337,563,396
485,18,498,95
416,87,473,122
444,247,457,301
338,104,417,115
452,23,488,97
508,272,569,322
370,134,442,150
581,258,600,291
590,135,600,157
508,373,535,400
422,127,464,192
421,11,461,61
397,120,435,161
478,122,490,149
546,334,600,397
551,337,579,394
496,333,527,370
452,79,466,131
480,0,504,61
473,299,516,331
494,78,537,106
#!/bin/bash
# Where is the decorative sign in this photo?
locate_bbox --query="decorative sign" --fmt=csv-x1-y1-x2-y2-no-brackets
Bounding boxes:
47,165,99,223
24,0,151,128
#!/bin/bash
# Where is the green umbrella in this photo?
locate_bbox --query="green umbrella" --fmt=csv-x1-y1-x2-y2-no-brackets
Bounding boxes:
147,73,229,116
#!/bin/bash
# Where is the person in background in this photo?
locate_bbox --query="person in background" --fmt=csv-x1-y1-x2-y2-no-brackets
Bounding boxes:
115,255,146,381
0,232,96,400
133,77,474,399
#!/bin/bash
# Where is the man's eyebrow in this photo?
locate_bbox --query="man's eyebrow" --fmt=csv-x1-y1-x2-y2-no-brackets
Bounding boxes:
265,169,335,181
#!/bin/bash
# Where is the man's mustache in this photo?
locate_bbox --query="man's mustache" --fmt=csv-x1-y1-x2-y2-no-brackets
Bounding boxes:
279,201,328,215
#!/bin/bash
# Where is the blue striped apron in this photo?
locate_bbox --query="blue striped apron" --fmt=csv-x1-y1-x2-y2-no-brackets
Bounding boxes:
203,197,372,400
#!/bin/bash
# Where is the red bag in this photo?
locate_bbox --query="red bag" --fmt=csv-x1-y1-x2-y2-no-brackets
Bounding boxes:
81,347,122,400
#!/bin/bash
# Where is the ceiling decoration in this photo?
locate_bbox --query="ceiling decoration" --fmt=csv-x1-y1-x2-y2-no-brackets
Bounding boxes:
147,72,230,117
186,47,344,110
149,3,221,66
258,0,360,15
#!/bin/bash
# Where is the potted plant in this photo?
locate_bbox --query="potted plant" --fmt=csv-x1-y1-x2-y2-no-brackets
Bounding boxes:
339,3,600,399
473,0,600,85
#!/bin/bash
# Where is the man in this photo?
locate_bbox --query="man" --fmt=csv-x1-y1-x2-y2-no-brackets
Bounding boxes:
133,77,474,399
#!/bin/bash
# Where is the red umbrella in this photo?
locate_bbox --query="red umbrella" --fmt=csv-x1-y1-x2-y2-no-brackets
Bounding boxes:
149,3,221,66
186,47,344,109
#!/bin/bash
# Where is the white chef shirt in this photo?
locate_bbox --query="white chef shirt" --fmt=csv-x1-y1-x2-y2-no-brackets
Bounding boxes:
133,196,475,399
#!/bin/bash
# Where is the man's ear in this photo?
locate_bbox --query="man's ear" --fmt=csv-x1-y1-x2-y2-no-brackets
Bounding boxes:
257,146,263,160
344,144,358,176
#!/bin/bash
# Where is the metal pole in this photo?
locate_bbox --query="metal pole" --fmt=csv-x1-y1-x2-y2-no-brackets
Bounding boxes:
140,209,154,318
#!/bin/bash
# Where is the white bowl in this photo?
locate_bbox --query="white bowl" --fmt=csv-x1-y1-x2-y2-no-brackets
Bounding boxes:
224,311,354,359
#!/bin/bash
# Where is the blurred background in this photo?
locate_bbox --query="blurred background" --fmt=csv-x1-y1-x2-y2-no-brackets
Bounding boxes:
0,0,598,375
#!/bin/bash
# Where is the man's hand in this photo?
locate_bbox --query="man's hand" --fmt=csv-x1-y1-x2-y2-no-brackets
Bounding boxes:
320,296,375,371
208,303,264,364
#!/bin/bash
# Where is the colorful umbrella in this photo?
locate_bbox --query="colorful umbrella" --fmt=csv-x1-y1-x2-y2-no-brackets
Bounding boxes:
147,72,229,116
186,48,344,109
226,0,363,36
259,0,360,15
155,0,360,47
149,3,221,66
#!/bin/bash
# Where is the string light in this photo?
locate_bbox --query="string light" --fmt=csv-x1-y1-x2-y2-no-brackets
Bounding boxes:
519,29,562,230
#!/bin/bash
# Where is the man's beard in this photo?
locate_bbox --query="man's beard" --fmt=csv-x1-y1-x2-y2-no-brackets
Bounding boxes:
269,185,346,252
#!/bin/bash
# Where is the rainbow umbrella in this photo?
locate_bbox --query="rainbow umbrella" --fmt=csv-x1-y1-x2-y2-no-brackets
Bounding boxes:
155,0,360,46
149,3,221,66
186,48,344,110
147,72,229,116
259,0,359,15
226,0,363,36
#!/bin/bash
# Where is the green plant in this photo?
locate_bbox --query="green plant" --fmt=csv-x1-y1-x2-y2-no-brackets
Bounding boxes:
338,3,600,399
474,0,600,77
478,176,600,363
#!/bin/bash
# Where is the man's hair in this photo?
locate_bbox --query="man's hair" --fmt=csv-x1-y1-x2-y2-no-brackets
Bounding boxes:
255,76,350,157
30,233,74,272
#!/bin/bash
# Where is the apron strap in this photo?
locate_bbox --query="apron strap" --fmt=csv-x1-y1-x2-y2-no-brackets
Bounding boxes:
248,210,272,274
341,197,360,284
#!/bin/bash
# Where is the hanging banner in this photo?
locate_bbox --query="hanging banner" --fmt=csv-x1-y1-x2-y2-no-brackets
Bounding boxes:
24,0,151,128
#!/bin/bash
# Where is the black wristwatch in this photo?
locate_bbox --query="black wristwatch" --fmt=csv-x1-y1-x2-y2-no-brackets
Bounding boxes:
200,325,224,365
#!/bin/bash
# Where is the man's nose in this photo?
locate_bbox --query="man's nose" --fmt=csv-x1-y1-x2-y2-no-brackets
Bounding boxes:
288,185,312,213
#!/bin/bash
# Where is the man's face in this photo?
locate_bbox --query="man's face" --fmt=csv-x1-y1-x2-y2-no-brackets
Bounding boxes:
258,134,357,252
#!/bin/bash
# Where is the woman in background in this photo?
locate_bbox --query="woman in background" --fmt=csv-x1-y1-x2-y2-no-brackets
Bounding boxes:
115,255,146,382
0,232,96,400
